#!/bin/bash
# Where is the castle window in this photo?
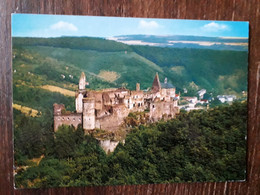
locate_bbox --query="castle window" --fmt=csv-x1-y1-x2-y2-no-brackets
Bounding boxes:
73,118,75,121
79,118,81,121
67,117,70,121
138,103,140,107
62,117,64,120
133,103,135,107
153,105,155,108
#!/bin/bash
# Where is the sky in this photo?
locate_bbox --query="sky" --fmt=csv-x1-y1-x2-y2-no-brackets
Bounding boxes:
12,14,249,38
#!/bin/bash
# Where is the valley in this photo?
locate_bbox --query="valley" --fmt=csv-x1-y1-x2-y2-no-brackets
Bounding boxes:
13,36,248,188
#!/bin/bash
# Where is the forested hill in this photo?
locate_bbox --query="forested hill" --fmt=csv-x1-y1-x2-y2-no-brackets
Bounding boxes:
15,102,247,188
13,37,131,52
13,36,247,95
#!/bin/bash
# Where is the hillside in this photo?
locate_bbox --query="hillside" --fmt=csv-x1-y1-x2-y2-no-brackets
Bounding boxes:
13,36,248,97
132,45,248,95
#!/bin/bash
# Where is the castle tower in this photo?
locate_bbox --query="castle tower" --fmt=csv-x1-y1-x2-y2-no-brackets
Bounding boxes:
53,104,65,131
75,92,84,113
53,103,65,116
79,72,86,90
136,83,140,91
76,72,86,113
151,73,161,93
83,98,95,130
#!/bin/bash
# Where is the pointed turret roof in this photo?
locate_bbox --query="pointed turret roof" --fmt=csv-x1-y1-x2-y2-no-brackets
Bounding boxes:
79,72,86,90
151,73,161,93
80,72,86,80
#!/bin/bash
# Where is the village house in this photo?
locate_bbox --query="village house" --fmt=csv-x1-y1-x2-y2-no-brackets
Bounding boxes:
217,95,236,103
53,72,179,133
182,96,198,108
198,89,206,99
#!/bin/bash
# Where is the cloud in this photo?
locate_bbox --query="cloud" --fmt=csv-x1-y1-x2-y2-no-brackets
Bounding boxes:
202,22,229,32
50,21,78,31
138,20,159,29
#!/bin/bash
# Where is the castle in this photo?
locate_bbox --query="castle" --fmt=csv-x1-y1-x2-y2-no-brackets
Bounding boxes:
53,72,179,133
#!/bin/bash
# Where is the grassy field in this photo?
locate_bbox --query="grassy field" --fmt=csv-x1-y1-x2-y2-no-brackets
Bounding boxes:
13,103,40,117
98,70,120,82
40,85,75,97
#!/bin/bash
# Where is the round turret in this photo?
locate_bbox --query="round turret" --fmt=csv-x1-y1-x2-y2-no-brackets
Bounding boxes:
83,98,95,130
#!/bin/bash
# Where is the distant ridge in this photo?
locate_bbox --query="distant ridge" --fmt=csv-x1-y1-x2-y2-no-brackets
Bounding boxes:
107,35,248,51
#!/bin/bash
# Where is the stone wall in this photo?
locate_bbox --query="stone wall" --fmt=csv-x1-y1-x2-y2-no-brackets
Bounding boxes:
96,104,129,132
149,101,179,122
54,113,82,131
88,91,103,110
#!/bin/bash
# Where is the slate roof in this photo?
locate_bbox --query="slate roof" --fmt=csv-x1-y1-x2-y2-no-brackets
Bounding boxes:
160,82,175,89
151,73,175,91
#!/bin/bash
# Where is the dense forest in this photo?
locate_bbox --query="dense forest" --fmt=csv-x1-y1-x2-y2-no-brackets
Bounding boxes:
14,102,247,188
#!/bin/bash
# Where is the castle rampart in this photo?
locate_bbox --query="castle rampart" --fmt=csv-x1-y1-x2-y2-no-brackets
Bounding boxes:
53,103,82,131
